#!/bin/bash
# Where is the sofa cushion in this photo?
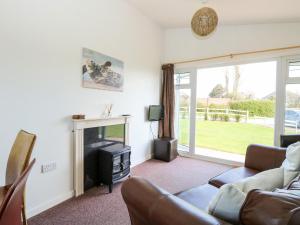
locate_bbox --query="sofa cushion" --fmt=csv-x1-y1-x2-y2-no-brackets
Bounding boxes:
208,168,285,224
176,184,219,211
208,184,246,225
281,141,300,171
209,167,260,188
240,189,300,225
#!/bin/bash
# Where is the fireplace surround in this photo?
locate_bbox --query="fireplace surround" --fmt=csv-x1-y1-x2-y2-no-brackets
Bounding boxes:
72,116,130,196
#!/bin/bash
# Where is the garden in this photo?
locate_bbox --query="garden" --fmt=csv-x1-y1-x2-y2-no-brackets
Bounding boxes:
179,99,275,155
179,119,274,155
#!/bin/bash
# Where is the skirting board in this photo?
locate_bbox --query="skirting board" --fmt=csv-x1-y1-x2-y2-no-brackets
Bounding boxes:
131,153,152,168
27,154,152,218
27,190,74,218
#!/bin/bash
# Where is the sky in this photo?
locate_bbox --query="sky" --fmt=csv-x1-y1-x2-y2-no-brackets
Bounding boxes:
197,61,277,99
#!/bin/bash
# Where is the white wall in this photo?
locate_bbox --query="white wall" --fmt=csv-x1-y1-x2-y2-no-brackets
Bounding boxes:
0,0,162,216
164,23,300,63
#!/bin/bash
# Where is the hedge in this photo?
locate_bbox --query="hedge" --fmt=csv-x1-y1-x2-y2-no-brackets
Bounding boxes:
229,100,275,117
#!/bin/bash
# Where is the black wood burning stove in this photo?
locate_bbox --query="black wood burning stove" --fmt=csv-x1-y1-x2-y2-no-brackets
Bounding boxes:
84,125,131,193
98,143,131,193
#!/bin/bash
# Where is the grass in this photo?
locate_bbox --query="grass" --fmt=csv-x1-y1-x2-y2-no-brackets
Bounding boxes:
179,120,274,155
105,124,124,138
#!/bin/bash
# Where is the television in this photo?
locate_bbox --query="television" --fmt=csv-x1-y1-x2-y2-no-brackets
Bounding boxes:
148,105,164,121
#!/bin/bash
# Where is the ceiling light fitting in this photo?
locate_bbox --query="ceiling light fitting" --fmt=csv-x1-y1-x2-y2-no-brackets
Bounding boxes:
191,1,218,37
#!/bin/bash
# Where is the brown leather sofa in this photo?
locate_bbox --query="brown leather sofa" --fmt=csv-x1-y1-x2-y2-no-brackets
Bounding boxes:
240,187,300,225
121,137,300,225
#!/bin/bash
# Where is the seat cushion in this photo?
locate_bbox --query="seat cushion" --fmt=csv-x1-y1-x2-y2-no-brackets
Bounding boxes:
176,184,219,210
209,167,260,188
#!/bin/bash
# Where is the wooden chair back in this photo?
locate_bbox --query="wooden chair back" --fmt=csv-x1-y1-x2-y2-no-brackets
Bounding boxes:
0,159,35,225
6,130,36,186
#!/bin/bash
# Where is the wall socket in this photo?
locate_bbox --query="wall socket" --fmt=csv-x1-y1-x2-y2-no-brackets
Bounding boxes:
41,162,57,173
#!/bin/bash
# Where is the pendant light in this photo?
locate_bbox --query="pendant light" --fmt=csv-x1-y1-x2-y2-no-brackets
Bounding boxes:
191,0,218,37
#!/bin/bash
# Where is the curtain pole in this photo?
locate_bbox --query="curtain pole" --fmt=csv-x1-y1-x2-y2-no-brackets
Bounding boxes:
169,45,300,65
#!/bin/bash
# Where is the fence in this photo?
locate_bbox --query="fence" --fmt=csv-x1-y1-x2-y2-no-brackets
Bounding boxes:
180,107,249,122
285,120,299,133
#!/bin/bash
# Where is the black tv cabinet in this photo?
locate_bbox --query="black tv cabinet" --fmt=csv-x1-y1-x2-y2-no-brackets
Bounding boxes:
98,143,131,193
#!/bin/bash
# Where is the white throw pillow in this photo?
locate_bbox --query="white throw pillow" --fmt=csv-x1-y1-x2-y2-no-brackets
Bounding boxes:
234,167,284,192
208,184,246,225
208,168,284,224
281,141,300,185
282,141,300,171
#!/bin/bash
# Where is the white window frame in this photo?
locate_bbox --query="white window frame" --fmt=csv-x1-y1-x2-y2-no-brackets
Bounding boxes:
280,55,300,136
175,68,197,153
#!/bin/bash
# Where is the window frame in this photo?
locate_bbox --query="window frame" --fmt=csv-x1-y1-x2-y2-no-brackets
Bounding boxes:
281,55,300,135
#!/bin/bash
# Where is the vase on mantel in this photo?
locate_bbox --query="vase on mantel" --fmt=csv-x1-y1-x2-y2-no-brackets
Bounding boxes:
101,104,113,118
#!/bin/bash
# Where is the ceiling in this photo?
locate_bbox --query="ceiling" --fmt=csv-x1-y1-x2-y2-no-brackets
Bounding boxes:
126,0,300,28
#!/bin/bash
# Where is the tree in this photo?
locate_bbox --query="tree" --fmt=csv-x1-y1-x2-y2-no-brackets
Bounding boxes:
180,94,190,107
233,65,241,100
224,69,229,96
209,84,225,98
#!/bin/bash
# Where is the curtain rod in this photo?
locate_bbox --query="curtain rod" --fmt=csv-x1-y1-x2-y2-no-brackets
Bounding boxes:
170,45,300,65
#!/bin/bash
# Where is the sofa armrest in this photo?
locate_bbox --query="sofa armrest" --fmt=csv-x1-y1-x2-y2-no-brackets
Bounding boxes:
121,177,226,225
245,144,286,172
240,189,300,225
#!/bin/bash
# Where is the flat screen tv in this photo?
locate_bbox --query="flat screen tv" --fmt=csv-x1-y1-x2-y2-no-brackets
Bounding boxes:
148,105,163,121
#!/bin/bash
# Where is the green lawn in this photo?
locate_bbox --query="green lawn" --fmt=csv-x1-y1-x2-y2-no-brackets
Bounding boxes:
105,124,124,138
179,120,274,155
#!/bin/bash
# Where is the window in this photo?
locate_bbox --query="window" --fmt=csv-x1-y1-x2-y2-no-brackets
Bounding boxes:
288,61,300,78
175,73,190,85
175,72,192,151
284,59,300,134
176,89,191,149
194,62,276,157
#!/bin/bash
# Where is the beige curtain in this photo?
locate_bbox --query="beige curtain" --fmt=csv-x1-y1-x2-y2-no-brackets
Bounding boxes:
159,64,175,138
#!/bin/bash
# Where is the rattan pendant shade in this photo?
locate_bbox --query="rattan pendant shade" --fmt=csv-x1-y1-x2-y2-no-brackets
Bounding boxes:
191,7,218,37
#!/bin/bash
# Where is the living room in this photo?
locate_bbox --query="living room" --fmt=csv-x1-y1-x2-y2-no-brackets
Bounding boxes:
0,0,300,225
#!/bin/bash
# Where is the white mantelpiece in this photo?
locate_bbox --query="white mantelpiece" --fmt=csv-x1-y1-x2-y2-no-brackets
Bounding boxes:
72,116,130,197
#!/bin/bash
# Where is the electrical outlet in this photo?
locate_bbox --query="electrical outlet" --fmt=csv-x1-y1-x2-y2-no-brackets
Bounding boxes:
41,162,57,173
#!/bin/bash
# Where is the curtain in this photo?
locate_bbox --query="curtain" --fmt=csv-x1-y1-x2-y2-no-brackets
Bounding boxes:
159,64,175,138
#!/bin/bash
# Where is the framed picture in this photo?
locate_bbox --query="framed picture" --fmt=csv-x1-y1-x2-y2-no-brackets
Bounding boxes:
82,48,124,91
